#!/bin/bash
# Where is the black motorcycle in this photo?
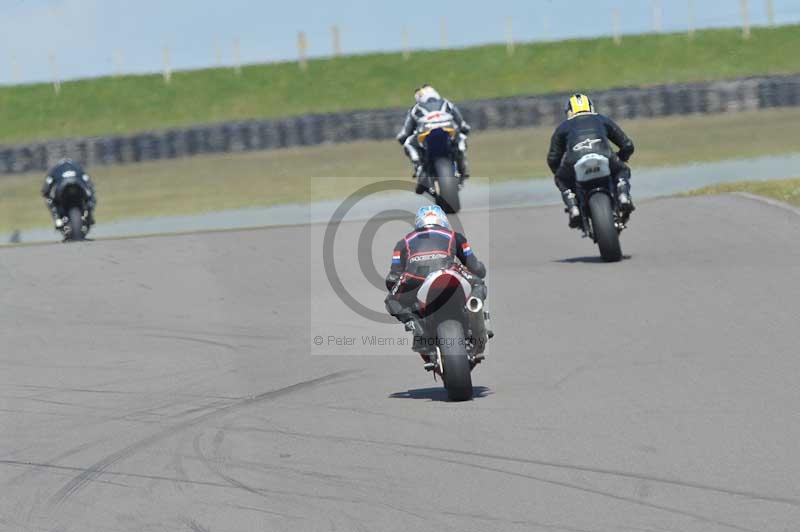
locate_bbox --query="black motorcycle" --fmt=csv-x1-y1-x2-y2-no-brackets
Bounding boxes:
52,175,94,241
572,153,626,262
417,113,462,214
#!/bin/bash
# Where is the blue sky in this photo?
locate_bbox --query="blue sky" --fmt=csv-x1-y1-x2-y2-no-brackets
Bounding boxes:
1,0,799,85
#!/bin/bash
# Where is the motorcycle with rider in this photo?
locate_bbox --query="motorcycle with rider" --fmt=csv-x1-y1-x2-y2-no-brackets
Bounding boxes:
385,205,493,401
41,159,97,241
396,85,471,213
547,93,636,262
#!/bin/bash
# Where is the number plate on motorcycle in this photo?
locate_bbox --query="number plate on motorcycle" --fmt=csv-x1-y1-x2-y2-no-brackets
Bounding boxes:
574,153,611,182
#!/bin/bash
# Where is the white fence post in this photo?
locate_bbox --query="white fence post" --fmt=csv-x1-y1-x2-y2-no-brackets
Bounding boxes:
163,46,172,84
506,18,515,56
612,9,622,45
332,25,342,57
542,14,552,41
652,0,663,33
298,31,308,71
49,53,61,94
112,50,123,77
402,26,411,61
440,18,448,48
765,0,775,26
741,0,751,39
11,54,20,84
233,38,242,76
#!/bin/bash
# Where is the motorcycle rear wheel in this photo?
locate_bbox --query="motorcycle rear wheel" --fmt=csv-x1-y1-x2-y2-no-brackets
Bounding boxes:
433,158,461,214
66,207,84,242
588,193,622,262
437,319,473,401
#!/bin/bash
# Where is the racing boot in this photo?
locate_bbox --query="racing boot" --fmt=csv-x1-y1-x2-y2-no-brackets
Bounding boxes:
484,310,494,340
417,174,435,197
617,178,635,221
456,134,470,183
406,319,436,371
49,206,64,229
562,189,581,228
456,153,470,184
412,163,428,195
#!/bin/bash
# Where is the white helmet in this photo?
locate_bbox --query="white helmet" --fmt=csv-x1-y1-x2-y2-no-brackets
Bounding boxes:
414,84,441,104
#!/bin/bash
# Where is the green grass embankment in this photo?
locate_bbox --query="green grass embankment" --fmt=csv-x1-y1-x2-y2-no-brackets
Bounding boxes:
1,25,799,143
687,178,800,206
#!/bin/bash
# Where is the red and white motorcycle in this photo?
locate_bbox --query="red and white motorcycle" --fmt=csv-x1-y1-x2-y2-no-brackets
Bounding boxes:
415,265,490,401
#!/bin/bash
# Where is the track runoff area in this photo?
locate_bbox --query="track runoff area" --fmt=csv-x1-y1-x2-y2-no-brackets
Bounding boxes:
0,190,798,531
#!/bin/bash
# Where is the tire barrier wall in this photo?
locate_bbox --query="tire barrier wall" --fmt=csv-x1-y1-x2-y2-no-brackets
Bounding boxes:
1,74,798,175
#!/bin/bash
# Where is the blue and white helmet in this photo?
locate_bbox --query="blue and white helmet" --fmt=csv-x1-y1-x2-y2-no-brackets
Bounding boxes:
415,205,450,230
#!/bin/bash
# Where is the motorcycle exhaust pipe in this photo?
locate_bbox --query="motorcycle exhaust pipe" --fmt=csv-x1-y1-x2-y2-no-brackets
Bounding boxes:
466,296,483,314
466,296,488,353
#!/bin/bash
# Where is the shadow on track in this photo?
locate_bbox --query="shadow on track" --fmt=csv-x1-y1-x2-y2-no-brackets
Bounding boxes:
389,386,492,402
554,255,632,264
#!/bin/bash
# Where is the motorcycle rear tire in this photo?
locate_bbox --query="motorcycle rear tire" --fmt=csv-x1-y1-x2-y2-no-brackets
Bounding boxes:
437,319,473,401
433,158,461,214
67,207,84,242
588,193,622,262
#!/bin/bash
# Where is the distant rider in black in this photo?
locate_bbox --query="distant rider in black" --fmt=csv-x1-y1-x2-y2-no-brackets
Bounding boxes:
547,93,635,227
41,158,97,229
385,206,489,362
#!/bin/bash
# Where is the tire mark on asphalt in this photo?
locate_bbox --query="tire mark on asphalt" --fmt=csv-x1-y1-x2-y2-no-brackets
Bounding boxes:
196,421,371,488
408,452,760,532
0,459,285,492
168,432,192,494
46,370,355,508
231,426,800,509
439,511,598,532
193,429,439,531
183,518,211,532
229,503,302,520
6,383,241,400
191,431,347,522
5,440,100,489
143,334,240,352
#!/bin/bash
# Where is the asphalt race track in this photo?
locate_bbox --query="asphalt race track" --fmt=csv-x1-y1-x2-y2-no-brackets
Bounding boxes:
1,194,799,532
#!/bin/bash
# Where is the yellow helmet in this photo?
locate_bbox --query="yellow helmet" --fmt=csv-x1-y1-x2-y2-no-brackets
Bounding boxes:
565,93,595,118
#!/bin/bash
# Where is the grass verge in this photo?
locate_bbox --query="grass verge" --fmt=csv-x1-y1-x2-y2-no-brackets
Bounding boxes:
1,25,799,143
686,178,800,206
1,108,799,233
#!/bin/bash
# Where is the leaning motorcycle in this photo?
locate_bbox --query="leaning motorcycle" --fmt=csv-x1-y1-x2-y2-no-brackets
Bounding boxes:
52,174,94,241
572,153,626,262
416,111,462,214
415,265,489,401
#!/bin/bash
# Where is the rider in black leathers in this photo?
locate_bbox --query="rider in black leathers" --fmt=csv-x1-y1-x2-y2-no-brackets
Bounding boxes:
41,159,97,229
547,93,635,227
396,85,471,192
385,206,488,362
